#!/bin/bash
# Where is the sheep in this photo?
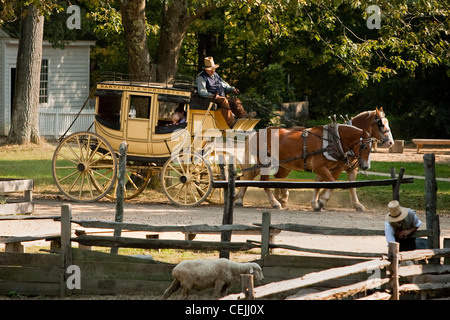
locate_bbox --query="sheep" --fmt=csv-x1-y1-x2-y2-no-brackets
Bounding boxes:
162,258,264,299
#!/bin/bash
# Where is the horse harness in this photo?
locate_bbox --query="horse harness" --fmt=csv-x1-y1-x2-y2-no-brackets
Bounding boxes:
301,124,370,171
243,124,372,173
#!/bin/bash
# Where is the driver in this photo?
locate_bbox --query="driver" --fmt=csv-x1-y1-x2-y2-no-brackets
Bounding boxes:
196,56,255,127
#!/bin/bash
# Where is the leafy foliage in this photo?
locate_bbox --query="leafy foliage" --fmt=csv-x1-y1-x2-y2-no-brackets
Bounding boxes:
1,0,448,139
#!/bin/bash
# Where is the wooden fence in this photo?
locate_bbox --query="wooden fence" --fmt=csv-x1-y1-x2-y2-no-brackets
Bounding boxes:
0,154,446,298
0,204,445,298
222,244,450,300
0,179,33,215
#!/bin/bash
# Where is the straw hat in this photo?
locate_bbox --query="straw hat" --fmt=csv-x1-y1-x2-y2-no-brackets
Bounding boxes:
386,200,409,222
203,56,219,70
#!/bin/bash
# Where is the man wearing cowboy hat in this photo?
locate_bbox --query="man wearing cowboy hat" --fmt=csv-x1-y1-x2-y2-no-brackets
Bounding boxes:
196,56,255,127
385,200,422,251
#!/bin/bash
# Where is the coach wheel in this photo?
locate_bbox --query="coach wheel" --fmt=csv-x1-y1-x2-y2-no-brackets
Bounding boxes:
161,152,213,206
52,131,117,202
106,163,152,200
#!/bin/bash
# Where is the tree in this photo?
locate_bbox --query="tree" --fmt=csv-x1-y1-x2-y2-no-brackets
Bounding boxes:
7,4,44,145
119,0,150,79
154,0,223,83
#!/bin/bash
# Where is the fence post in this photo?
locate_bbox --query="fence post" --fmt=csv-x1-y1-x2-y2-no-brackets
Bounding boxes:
392,167,404,201
220,156,235,259
111,141,128,254
388,241,399,300
54,112,59,140
240,274,255,300
424,154,440,252
390,167,397,201
60,204,72,297
261,211,271,260
444,239,450,265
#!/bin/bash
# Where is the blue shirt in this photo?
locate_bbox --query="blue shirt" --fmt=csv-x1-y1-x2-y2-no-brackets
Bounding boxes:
196,70,234,98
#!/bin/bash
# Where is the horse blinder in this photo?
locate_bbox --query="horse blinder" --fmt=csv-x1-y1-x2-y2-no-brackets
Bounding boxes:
375,117,390,135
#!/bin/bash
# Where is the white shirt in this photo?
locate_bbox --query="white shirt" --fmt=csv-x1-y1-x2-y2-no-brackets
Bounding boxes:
384,209,422,244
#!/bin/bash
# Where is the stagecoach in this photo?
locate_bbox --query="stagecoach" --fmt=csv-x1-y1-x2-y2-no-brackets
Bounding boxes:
51,76,260,206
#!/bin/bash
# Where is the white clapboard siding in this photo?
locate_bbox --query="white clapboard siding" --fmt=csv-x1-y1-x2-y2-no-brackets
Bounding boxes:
0,33,94,135
39,108,95,139
43,45,91,109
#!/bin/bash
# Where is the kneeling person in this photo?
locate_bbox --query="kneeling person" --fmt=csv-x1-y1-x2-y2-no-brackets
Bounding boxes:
385,200,422,251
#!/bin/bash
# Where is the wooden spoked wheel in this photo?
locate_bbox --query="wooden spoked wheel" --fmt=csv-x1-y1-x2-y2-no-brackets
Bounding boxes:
161,152,213,206
52,131,117,202
205,150,243,205
105,162,152,200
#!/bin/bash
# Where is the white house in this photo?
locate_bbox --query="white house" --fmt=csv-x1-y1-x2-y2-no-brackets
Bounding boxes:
0,29,95,137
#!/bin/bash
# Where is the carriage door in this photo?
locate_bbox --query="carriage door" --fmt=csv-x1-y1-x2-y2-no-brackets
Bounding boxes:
125,92,153,155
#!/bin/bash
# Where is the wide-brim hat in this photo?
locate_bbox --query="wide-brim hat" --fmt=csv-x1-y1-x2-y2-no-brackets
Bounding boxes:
386,200,408,222
203,56,219,70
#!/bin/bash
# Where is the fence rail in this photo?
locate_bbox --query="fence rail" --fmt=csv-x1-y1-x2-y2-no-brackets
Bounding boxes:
69,208,435,260
213,177,414,189
222,245,450,300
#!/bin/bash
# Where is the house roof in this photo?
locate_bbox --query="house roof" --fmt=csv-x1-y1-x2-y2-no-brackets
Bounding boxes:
0,28,95,46
0,29,11,38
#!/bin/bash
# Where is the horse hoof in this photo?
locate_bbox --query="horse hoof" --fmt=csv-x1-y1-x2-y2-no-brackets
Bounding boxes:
235,201,243,207
354,204,366,212
312,202,323,212
318,200,324,210
272,202,283,210
277,200,288,208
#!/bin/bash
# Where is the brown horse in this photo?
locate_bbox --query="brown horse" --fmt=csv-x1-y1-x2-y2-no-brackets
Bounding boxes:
308,107,394,211
235,124,373,211
237,108,393,211
350,108,394,148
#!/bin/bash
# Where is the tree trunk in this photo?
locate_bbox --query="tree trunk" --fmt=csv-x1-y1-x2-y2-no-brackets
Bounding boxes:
119,0,151,80
155,0,190,83
155,0,217,84
7,5,44,145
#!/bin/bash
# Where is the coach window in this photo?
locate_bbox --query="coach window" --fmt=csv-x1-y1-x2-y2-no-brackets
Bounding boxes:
95,90,123,130
155,94,189,134
129,95,151,119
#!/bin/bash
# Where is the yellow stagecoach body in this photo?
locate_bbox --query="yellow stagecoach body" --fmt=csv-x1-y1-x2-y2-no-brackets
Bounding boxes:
93,81,258,162
52,79,260,205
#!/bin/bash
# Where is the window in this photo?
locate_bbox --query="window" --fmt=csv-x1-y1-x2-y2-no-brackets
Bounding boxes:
39,59,48,104
95,90,122,130
129,95,151,119
155,100,187,134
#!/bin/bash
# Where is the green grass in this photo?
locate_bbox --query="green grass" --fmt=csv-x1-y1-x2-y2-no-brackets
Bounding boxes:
368,161,450,178
0,142,56,193
21,246,259,264
286,161,450,181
